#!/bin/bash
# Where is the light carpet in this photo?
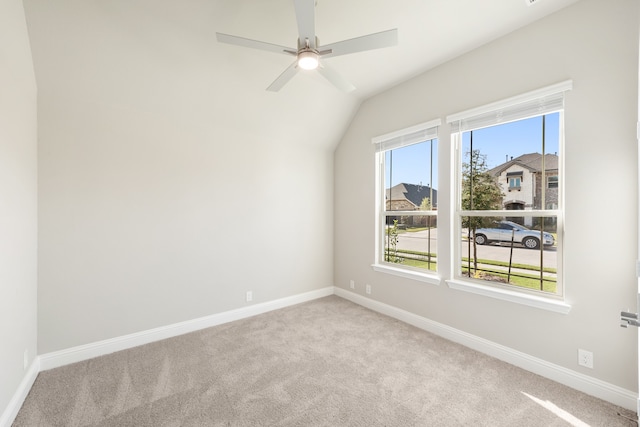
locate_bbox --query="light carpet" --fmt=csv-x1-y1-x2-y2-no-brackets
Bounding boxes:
13,296,636,426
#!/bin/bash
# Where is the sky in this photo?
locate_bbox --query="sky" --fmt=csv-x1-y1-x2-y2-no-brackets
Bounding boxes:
385,112,560,190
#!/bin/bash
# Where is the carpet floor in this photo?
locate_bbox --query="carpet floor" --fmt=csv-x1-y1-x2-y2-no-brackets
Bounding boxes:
13,295,637,426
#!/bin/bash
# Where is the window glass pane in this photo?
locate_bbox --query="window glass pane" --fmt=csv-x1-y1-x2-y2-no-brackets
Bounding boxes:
458,215,557,293
460,113,560,211
385,140,437,212
546,175,559,212
451,87,565,296
384,215,437,272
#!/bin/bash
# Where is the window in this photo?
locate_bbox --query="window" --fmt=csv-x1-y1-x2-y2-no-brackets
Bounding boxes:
508,175,522,190
372,120,439,280
447,81,570,299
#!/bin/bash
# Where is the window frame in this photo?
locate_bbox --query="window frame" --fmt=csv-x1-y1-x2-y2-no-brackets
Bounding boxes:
445,81,572,312
372,119,441,285
508,176,522,191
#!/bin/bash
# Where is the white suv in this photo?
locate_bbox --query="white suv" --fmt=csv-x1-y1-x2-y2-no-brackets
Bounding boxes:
474,221,554,250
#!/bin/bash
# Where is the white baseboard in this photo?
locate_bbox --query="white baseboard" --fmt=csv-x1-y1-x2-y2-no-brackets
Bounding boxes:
39,287,334,371
4,284,636,427
2,287,333,426
334,287,638,412
0,358,40,427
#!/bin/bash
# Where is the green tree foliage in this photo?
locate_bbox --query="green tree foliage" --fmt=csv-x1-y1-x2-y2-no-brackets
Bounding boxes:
419,197,432,211
461,149,503,219
461,149,504,273
385,220,402,263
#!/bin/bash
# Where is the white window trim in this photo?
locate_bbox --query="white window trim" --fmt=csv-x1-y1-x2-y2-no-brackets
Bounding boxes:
445,279,571,314
446,81,571,312
372,118,441,149
372,264,441,285
372,119,441,281
446,80,573,131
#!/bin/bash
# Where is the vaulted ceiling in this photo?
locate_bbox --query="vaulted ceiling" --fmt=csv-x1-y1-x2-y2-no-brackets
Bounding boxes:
23,0,580,150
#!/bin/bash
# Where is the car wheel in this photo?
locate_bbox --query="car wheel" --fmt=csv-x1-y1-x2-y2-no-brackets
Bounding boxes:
522,237,540,249
475,234,487,245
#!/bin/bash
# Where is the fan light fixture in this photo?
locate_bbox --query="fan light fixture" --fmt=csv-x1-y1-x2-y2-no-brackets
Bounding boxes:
298,50,319,70
215,0,398,92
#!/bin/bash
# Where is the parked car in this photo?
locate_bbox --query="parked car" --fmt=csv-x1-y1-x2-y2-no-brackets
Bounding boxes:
473,221,554,249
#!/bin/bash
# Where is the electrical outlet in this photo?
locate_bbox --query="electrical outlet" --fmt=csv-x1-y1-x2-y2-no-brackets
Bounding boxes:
578,349,593,368
365,284,371,295
349,280,355,289
246,291,253,302
23,349,28,371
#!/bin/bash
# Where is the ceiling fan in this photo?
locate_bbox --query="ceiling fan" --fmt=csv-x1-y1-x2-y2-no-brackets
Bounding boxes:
216,0,398,93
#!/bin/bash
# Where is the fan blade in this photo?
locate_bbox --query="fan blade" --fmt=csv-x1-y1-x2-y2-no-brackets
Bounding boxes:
317,62,355,93
216,32,295,55
294,0,316,48
321,29,398,58
267,61,299,92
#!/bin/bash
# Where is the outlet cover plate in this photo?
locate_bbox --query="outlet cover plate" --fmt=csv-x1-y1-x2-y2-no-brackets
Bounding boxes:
578,349,593,368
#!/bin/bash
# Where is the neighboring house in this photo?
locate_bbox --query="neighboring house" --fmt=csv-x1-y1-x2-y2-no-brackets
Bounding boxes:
488,153,559,225
386,183,438,211
386,183,437,227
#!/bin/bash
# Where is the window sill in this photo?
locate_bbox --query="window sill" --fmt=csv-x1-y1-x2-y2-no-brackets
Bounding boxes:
371,264,441,286
446,279,571,314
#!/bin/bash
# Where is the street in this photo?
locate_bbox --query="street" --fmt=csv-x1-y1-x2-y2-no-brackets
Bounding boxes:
394,228,557,269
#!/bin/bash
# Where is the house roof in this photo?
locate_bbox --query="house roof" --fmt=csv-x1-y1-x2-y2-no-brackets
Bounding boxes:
489,153,559,176
386,183,438,209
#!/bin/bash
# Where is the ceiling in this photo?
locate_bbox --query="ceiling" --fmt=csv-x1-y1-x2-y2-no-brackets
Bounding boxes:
23,0,581,150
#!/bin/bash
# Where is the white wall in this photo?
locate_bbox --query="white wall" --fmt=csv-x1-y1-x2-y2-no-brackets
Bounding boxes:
335,0,639,392
25,0,342,353
34,97,336,354
0,0,38,417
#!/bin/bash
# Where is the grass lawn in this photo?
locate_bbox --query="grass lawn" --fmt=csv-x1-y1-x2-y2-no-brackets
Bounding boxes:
385,250,557,293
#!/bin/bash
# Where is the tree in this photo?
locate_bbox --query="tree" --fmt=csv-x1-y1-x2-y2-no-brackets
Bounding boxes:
385,219,402,263
461,149,503,274
419,197,432,211
419,197,432,228
419,196,435,269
